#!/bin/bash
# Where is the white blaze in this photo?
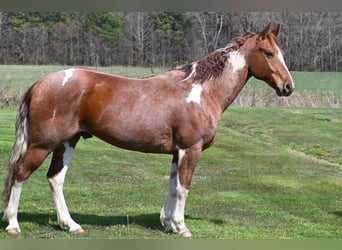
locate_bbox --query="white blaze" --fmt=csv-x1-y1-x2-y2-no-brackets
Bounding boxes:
186,84,202,104
276,47,295,88
62,68,75,86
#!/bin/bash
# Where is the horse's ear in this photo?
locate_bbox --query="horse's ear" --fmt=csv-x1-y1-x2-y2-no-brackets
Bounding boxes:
271,24,281,37
258,22,272,41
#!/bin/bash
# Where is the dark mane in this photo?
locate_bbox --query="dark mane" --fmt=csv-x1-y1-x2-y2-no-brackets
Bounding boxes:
180,32,255,83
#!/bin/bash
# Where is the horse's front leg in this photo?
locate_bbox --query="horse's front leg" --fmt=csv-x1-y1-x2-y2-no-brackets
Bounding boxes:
160,142,202,238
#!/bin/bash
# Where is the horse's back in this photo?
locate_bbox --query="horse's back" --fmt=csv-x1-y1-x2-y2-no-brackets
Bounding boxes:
25,67,219,153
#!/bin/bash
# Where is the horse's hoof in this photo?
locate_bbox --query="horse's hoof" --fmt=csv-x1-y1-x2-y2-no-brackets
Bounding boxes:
180,230,193,238
70,227,84,234
7,227,21,235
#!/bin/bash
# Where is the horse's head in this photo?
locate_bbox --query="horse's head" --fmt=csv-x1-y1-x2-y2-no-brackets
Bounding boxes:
246,23,294,96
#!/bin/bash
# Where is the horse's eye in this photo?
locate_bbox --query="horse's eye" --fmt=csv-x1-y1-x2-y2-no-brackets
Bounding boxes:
265,51,274,58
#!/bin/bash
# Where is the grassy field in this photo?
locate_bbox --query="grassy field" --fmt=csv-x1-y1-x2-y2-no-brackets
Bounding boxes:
0,107,341,239
0,65,341,93
1,65,341,108
0,66,341,239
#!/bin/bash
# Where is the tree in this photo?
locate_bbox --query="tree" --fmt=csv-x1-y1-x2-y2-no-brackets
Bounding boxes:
0,12,340,71
123,12,154,66
191,12,226,55
7,12,72,30
152,12,192,66
85,12,123,39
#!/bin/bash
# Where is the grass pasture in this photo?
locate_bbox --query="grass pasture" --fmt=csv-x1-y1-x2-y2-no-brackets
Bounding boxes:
0,107,341,239
0,65,342,108
0,65,341,239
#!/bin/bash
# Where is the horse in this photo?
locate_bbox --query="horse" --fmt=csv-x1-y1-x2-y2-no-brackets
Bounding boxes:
3,22,294,237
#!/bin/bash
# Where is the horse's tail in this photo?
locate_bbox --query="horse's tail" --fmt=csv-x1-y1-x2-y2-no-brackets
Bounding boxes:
3,86,34,208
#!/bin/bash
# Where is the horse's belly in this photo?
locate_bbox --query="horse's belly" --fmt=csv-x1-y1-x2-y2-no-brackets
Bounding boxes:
90,124,175,154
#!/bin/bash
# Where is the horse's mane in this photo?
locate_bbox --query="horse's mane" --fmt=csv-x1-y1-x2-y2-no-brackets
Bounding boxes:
180,32,255,83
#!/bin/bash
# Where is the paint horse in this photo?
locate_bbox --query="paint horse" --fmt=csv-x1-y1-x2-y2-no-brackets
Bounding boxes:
3,23,294,237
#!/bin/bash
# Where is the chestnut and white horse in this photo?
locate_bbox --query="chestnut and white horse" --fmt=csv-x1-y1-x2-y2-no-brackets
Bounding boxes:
3,23,294,237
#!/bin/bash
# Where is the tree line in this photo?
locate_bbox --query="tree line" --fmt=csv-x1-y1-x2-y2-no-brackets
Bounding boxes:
0,12,341,71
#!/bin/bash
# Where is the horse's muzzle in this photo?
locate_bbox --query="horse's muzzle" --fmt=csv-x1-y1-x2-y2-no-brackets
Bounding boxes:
276,82,294,96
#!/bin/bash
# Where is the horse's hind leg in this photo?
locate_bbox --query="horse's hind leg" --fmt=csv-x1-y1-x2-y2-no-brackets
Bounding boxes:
4,145,50,234
47,135,83,233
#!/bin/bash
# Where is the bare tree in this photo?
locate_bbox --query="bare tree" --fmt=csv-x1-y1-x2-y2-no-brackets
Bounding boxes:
124,12,154,66
0,12,340,71
0,12,4,35
192,12,225,55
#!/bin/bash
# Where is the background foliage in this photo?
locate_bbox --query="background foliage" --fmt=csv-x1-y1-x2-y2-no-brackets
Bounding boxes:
0,12,341,71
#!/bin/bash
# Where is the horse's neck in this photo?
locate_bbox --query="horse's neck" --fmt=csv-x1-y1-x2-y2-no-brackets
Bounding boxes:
207,61,250,112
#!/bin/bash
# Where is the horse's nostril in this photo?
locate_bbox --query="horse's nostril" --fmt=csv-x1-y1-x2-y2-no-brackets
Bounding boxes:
282,83,293,96
284,83,293,93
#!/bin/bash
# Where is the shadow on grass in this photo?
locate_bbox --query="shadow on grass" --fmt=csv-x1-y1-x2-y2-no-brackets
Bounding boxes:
0,212,225,232
332,211,342,217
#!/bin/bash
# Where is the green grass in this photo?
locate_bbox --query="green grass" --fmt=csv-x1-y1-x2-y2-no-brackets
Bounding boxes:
0,65,341,238
0,65,165,109
245,71,342,95
0,65,162,90
3,65,342,109
0,107,341,239
0,65,341,93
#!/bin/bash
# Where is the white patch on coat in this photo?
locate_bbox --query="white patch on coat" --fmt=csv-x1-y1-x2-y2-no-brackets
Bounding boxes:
276,47,295,88
186,84,202,104
229,51,246,72
62,68,75,86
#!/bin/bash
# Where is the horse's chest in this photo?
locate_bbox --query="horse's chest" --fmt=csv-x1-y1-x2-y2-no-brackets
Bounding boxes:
173,108,219,147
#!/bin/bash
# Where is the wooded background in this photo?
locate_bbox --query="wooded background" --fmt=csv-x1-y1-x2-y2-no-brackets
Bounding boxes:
0,12,341,71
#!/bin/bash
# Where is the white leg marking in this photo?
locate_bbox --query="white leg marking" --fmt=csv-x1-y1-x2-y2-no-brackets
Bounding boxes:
48,142,83,233
186,84,202,104
161,149,191,237
62,68,75,86
178,149,186,164
4,181,24,234
173,149,190,235
229,51,246,73
160,160,178,232
276,47,295,88
173,182,189,235
62,142,74,166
